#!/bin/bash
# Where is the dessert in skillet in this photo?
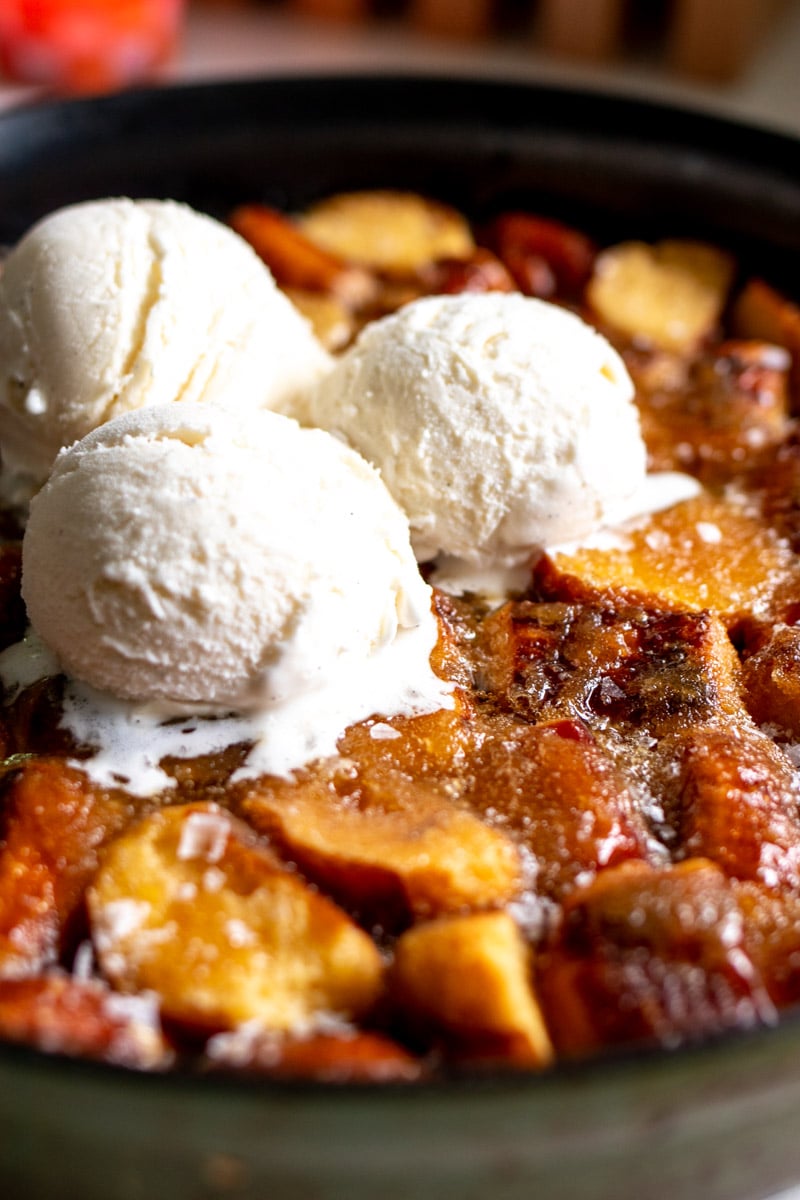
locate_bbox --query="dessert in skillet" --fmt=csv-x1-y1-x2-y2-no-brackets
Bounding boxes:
0,190,799,1081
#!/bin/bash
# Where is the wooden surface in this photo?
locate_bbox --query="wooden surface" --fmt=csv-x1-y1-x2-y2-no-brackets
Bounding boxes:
277,0,789,78
409,0,494,40
291,0,371,21
669,0,783,80
537,0,625,62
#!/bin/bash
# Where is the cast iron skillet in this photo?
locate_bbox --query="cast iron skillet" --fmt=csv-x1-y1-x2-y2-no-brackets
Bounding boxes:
1,75,800,1200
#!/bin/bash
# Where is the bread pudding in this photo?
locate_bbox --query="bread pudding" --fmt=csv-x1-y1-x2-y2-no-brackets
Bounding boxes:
1,189,800,1083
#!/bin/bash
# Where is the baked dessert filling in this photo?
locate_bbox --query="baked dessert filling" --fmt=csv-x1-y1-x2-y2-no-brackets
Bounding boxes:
0,190,799,1081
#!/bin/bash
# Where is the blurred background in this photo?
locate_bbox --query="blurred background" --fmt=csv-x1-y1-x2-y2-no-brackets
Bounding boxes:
0,0,798,134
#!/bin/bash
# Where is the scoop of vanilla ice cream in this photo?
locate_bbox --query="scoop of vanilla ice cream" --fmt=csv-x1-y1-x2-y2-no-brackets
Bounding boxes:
292,293,646,568
21,403,434,712
0,198,332,484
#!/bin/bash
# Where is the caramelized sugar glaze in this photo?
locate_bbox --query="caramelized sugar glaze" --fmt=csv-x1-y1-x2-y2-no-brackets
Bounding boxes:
3,194,800,1081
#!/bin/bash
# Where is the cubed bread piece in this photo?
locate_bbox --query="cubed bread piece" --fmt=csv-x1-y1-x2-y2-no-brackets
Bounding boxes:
0,975,170,1068
332,594,478,773
537,492,800,630
229,203,375,306
478,599,746,737
336,695,476,781
243,766,520,930
669,725,800,890
464,720,648,901
205,1026,421,1083
587,239,734,352
736,881,800,1007
539,859,773,1056
632,340,790,483
0,760,135,978
483,211,597,299
741,624,800,736
746,433,800,554
417,248,516,296
88,803,384,1032
334,594,477,776
391,911,553,1067
299,190,474,276
732,278,800,409
734,888,800,1008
